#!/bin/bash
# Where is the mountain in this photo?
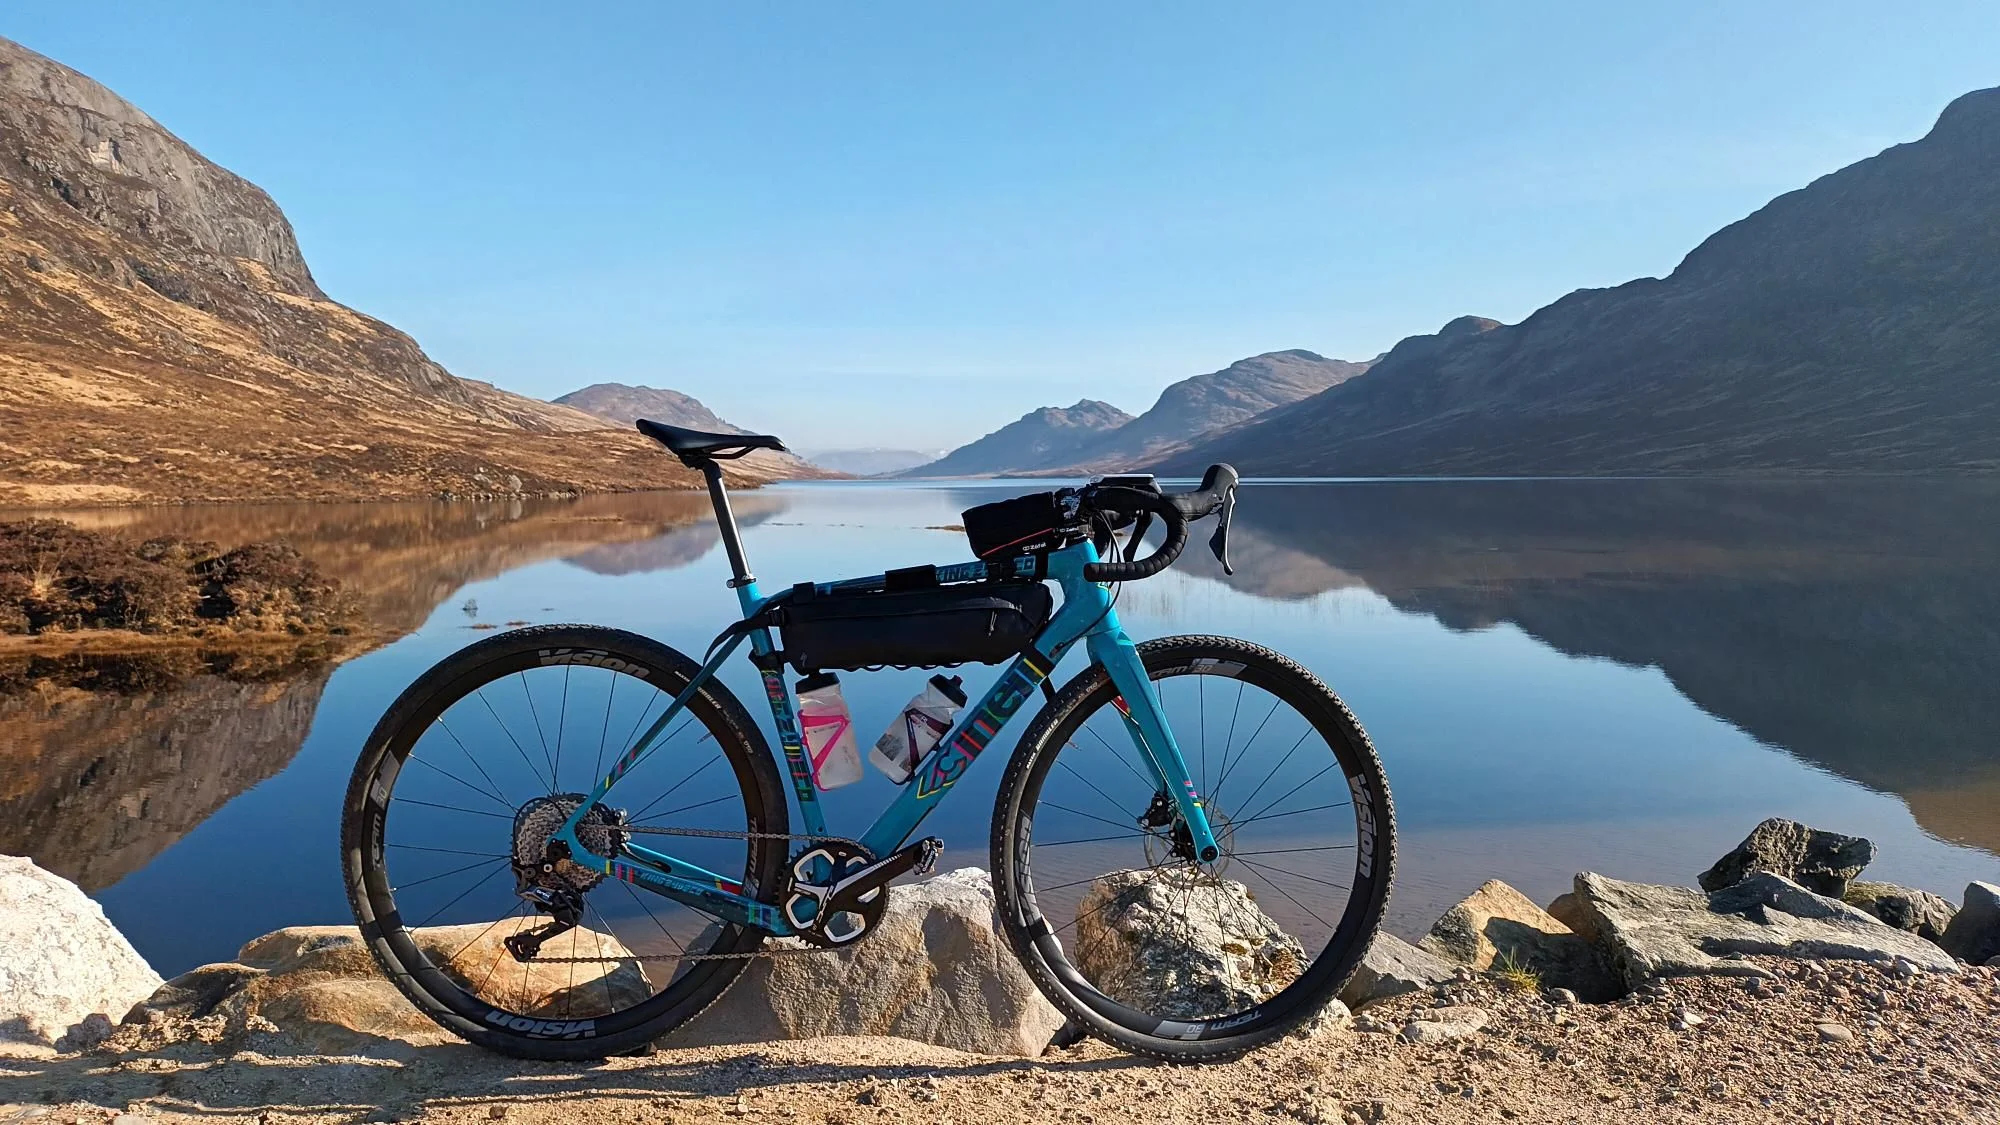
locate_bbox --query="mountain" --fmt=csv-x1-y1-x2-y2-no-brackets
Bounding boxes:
1160,88,2000,477
554,383,745,434
902,400,1134,478
0,37,782,504
1057,350,1370,473
801,448,944,477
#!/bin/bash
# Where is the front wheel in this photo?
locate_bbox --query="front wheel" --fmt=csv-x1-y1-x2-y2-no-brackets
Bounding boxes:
991,635,1395,1061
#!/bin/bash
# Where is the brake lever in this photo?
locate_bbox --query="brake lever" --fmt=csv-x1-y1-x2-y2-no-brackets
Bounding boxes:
1208,486,1236,576
1128,511,1154,560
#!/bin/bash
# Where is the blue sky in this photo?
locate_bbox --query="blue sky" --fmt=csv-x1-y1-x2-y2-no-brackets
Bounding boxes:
10,3,2000,449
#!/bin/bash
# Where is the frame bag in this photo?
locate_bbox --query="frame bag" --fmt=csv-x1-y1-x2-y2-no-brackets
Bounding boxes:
778,579,1054,673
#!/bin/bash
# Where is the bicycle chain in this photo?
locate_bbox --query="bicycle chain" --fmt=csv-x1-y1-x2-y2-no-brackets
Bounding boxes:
523,824,867,964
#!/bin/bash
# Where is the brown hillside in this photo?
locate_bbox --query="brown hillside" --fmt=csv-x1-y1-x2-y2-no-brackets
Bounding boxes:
0,36,780,505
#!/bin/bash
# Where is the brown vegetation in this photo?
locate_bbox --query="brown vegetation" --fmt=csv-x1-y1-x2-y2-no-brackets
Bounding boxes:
0,519,357,637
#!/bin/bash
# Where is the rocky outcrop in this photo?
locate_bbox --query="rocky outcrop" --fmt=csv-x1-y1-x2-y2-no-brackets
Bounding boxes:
1571,871,1958,988
128,922,645,1056
1070,868,1306,1022
664,869,1063,1057
0,35,737,505
1417,879,1617,1001
1698,818,1877,898
1939,881,2000,965
0,856,161,1046
1843,881,1959,944
1338,932,1456,1010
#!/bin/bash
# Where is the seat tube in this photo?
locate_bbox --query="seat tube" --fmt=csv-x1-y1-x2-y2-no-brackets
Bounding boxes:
1086,618,1223,863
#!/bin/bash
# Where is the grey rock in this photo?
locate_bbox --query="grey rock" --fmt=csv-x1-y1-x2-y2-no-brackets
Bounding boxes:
1068,867,1305,1021
1419,879,1618,1001
1571,871,1958,989
1399,1005,1488,1044
1338,932,1457,1010
1843,881,1958,943
1939,881,2000,965
664,868,1063,1057
1816,1022,1855,1043
0,856,162,1047
1698,818,1877,898
1546,987,1579,1005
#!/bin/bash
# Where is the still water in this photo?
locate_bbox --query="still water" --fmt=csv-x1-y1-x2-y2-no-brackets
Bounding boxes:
4,479,1997,975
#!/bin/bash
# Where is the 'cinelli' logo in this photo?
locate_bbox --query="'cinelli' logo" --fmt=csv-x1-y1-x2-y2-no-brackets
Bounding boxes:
914,662,1043,798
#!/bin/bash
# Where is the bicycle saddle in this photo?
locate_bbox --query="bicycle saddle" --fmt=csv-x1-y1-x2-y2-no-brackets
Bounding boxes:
636,419,788,467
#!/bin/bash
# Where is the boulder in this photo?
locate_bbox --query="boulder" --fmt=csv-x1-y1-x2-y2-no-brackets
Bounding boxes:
1843,881,1958,943
131,920,648,1055
0,856,162,1047
664,868,1063,1057
1418,880,1618,1001
1546,892,1597,942
1338,932,1455,1010
1065,867,1305,1022
1572,871,1959,989
1697,818,1876,898
1938,881,2000,965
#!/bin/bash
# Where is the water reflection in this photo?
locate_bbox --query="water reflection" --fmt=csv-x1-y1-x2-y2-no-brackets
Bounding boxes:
0,493,740,894
1171,479,2000,854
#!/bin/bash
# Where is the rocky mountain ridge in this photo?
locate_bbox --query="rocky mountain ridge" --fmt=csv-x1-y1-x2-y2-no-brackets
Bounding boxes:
904,399,1134,478
1159,88,2000,477
0,36,787,505
904,350,1366,478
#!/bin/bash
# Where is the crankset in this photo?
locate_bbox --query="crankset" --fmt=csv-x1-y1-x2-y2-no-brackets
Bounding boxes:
783,836,944,948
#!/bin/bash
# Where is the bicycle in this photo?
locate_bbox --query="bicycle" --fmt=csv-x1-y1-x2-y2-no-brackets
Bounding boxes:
341,420,1395,1062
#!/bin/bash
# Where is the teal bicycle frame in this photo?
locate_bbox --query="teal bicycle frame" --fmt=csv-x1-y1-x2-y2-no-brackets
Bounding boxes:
549,468,1220,936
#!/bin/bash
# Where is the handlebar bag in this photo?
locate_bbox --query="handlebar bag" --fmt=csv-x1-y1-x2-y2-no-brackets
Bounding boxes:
778,579,1054,673
962,491,1077,559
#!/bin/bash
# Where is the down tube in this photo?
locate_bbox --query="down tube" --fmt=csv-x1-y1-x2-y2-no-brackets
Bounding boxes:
859,647,1060,859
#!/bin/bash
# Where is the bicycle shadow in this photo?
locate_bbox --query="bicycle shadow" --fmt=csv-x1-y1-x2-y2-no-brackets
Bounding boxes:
0,1033,1150,1119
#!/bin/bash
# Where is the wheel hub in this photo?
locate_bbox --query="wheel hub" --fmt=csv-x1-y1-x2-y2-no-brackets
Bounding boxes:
511,794,626,896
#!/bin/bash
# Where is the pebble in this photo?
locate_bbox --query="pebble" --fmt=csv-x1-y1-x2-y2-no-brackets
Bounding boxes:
1671,1008,1706,1031
487,1107,508,1121
1547,988,1579,1006
1817,1023,1856,1043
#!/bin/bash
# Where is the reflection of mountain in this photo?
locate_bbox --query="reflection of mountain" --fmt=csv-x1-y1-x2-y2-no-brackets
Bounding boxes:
0,667,333,891
0,493,717,888
562,499,782,576
1204,480,2000,850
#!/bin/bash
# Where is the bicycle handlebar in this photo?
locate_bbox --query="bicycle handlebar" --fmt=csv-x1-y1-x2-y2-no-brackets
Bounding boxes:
1081,464,1239,582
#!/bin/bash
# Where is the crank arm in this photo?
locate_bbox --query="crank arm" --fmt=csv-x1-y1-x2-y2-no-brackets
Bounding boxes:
822,837,943,918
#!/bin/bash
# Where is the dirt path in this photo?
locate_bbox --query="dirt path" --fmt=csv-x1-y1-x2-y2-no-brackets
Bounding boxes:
3,959,1995,1125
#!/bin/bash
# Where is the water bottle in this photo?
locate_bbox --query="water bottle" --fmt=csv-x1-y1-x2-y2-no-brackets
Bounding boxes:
796,673,862,790
870,674,968,784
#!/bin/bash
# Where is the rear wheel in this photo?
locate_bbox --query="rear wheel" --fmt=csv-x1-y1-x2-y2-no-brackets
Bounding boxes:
341,625,788,1060
992,635,1394,1061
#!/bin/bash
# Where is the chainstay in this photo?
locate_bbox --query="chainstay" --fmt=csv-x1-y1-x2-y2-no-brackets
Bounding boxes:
524,824,866,964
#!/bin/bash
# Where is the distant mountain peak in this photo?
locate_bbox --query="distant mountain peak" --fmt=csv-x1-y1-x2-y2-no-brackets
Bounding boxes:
553,383,746,434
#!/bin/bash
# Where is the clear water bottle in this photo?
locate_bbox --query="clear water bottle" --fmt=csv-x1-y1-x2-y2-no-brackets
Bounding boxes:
796,673,862,790
870,674,968,784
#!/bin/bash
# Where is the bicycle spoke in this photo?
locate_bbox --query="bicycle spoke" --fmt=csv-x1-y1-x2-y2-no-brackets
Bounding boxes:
517,672,559,786
1230,844,1355,858
1038,799,1145,836
1233,859,1337,930
1080,722,1156,791
476,687,554,793
552,664,572,785
1054,756,1142,823
1240,759,1341,830
594,670,619,782
1235,855,1352,895
1227,800,1350,830
395,854,509,893
412,860,510,928
403,754,513,811
634,792,736,823
435,715,516,809
1227,726,1317,822
1211,694,1283,802
389,843,509,859
393,797,514,821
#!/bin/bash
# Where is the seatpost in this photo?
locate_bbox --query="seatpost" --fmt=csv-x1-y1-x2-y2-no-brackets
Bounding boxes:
701,462,756,590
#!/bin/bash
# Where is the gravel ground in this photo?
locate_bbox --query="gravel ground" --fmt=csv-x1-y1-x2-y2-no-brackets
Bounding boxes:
2,958,1994,1125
